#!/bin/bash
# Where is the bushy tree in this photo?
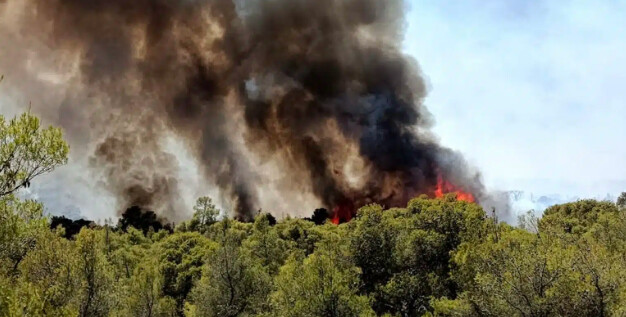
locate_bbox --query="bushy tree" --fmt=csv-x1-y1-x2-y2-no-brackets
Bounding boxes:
348,195,490,316
270,236,374,317
274,218,323,256
75,228,115,317
190,196,220,232
437,199,626,317
17,228,80,315
0,110,70,316
242,213,291,275
0,112,69,197
190,224,271,317
349,204,399,313
158,232,216,313
540,199,620,235
0,196,47,276
617,192,626,210
350,204,397,292
120,259,178,317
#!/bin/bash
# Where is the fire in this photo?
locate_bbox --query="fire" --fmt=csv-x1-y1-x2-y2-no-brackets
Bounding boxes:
329,174,475,225
331,200,354,224
434,174,475,202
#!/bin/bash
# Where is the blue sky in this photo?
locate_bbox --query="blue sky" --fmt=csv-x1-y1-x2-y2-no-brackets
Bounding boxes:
403,0,626,196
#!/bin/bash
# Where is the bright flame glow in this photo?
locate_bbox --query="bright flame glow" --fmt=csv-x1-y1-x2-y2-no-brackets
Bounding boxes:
331,201,354,224
434,174,475,202
330,173,476,225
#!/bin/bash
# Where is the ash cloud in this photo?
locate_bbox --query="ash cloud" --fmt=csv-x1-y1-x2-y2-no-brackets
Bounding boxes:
0,0,501,220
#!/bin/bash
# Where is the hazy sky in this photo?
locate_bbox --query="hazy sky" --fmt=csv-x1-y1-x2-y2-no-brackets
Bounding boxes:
2,1,625,220
403,0,626,196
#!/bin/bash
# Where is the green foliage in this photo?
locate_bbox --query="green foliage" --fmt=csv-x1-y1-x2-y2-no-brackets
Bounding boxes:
351,204,397,293
2,193,626,317
158,232,216,313
0,195,47,276
75,228,115,317
0,112,69,197
441,199,626,317
18,229,80,314
242,214,291,275
185,196,220,234
190,226,271,317
1,114,625,317
274,218,322,256
270,237,375,317
617,192,626,210
118,260,177,317
540,199,620,235
347,196,490,316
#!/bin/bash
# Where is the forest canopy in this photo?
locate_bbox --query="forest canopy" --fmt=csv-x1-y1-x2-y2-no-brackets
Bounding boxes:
1,112,626,317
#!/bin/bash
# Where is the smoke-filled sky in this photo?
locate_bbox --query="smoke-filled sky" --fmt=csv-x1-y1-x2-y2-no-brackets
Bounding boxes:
1,0,492,221
404,0,626,197
0,0,624,221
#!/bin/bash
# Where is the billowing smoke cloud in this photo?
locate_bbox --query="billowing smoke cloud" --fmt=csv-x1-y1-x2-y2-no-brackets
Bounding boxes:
0,0,496,221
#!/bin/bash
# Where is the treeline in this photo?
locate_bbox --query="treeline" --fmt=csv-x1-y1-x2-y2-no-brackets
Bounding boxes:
2,112,626,316
3,193,626,316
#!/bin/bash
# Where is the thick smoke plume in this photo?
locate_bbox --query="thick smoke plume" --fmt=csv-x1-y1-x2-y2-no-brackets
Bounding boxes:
0,0,492,221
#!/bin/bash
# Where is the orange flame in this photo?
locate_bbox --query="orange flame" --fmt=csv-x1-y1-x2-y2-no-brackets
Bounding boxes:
329,174,475,225
434,174,475,202
331,201,354,224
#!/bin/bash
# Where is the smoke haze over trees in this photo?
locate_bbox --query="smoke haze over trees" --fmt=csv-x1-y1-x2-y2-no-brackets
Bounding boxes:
1,111,626,316
1,0,624,315
0,0,501,222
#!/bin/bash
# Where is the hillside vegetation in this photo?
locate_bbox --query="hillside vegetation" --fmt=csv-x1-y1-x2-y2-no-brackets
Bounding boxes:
2,112,626,317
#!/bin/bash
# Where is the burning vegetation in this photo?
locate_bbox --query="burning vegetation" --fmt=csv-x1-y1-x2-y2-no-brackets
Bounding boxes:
434,174,476,203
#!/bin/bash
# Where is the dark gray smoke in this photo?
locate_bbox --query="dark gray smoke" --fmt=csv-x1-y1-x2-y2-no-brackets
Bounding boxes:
0,0,490,220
